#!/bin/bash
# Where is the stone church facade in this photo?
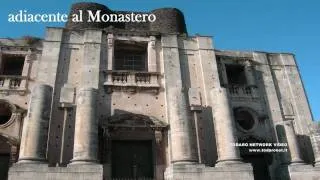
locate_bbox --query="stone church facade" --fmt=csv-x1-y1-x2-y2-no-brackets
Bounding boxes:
0,2,319,180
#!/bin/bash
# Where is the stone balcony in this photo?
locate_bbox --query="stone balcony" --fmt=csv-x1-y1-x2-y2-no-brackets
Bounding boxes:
0,75,28,94
103,70,161,93
227,84,259,99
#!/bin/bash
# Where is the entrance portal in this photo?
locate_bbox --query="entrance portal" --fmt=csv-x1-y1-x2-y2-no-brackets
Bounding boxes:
0,154,10,180
238,136,272,180
111,140,153,179
242,154,271,180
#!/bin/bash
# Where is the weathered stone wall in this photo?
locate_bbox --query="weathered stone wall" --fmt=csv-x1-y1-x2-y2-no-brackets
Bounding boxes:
0,39,42,153
1,3,317,179
150,8,187,34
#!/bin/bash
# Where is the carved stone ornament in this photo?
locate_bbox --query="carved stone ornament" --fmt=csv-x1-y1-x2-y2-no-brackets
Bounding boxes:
107,34,114,48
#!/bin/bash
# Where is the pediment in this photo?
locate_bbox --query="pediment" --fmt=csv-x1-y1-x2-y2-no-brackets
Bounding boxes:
107,113,168,129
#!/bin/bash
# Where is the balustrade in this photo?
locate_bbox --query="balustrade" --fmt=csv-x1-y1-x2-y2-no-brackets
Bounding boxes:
104,70,160,89
0,75,27,92
227,84,258,98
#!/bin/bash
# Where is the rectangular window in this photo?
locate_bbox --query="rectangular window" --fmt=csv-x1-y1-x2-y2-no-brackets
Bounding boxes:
225,64,247,85
0,55,25,75
114,40,147,71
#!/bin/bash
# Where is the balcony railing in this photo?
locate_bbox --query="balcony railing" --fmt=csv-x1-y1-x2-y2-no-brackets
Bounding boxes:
103,70,161,89
0,75,28,92
227,84,258,98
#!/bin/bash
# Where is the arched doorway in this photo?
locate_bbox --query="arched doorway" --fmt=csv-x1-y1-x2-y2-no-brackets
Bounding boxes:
99,113,168,180
238,137,273,180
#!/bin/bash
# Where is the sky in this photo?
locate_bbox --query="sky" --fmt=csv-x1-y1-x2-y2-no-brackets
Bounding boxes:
0,0,319,120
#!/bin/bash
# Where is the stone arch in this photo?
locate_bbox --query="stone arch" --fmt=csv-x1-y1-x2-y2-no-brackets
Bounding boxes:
0,99,17,128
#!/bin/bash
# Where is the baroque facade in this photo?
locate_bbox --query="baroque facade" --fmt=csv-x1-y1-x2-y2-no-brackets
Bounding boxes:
0,2,319,180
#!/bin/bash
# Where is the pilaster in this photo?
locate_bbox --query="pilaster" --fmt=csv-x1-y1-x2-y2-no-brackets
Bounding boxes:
162,34,198,164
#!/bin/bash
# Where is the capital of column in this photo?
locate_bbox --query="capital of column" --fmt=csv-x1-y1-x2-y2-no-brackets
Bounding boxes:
149,36,156,49
107,34,114,71
243,59,252,67
148,36,157,72
25,49,33,62
243,60,256,87
107,33,114,49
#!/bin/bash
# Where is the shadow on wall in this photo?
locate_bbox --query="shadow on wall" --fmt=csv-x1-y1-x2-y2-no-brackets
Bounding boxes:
178,38,217,166
201,106,217,166
275,122,315,164
275,125,291,180
297,135,314,164
256,63,291,180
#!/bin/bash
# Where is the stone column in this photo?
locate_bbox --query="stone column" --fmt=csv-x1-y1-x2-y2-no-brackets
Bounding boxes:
219,61,229,86
310,123,320,166
212,87,241,165
244,60,256,86
107,33,114,71
310,133,320,167
71,88,98,164
20,50,32,90
106,33,114,84
70,29,101,165
162,35,198,164
148,36,157,72
283,120,304,164
18,84,53,163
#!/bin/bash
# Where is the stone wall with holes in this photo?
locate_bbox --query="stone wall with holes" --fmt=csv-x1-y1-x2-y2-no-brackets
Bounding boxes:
2,24,315,180
32,27,168,168
173,36,314,179
214,51,276,144
213,51,313,136
36,28,226,176
175,36,218,166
